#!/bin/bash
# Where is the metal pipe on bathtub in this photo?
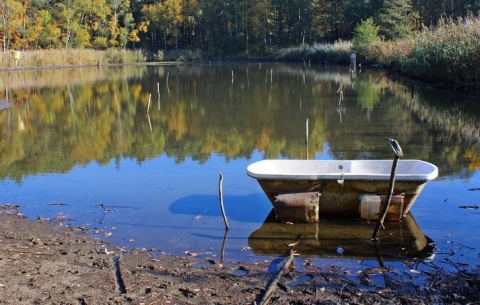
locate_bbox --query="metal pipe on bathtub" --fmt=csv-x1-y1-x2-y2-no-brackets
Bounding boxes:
372,139,403,241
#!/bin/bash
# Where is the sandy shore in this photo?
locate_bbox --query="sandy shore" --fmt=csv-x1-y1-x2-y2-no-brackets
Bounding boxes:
0,204,478,305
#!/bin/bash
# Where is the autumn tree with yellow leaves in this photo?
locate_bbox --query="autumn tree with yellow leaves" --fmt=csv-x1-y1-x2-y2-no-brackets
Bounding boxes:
0,0,479,57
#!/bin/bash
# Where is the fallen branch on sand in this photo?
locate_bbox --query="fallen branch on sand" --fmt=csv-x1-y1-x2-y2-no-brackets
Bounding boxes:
257,248,295,305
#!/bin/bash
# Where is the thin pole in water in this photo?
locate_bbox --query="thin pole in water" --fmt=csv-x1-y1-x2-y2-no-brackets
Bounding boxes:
372,138,403,241
166,73,170,93
305,118,309,144
336,73,344,106
146,93,152,114
157,82,160,110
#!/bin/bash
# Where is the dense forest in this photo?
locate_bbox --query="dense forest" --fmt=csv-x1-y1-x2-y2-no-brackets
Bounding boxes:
1,0,479,56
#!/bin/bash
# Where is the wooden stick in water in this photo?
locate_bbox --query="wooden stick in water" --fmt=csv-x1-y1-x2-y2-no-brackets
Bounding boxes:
220,229,228,263
372,139,403,240
219,173,229,230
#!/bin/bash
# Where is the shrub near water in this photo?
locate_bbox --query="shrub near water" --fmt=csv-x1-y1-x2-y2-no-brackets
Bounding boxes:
352,18,382,63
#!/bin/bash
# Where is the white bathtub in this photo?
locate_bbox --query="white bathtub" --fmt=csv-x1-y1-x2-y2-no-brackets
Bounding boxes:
247,159,438,216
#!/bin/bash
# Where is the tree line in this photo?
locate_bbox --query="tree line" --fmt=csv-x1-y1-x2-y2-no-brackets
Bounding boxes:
1,0,479,55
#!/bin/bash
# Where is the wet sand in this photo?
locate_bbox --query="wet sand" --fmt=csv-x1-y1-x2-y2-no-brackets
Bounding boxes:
0,204,478,304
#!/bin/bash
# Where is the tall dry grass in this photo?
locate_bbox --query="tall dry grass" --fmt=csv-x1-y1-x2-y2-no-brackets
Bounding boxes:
274,41,353,64
0,49,147,69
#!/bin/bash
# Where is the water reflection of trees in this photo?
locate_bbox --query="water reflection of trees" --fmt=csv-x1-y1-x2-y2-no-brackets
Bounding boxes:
408,86,480,174
328,74,480,176
0,64,479,182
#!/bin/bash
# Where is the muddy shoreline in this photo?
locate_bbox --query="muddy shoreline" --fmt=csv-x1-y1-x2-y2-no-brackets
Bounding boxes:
1,204,479,305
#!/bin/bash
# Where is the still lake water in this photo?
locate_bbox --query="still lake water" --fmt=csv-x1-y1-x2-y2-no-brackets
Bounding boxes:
0,63,479,269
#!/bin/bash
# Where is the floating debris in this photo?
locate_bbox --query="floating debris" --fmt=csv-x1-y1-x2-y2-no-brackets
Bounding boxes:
51,203,67,206
459,205,480,209
104,248,114,255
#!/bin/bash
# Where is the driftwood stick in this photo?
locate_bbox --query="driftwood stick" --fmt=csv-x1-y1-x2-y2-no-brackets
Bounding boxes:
445,258,474,278
258,248,295,305
218,172,229,230
372,139,403,241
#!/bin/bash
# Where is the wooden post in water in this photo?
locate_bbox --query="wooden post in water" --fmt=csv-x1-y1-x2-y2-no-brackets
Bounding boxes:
350,52,356,72
372,139,403,241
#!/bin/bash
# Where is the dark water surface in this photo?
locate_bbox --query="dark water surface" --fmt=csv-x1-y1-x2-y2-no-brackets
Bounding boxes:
0,63,479,269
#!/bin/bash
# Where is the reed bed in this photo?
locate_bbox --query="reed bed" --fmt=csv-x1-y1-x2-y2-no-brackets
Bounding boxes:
276,16,479,88
366,16,480,87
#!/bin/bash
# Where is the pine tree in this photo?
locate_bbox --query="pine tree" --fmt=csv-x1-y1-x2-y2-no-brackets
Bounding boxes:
376,0,418,40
